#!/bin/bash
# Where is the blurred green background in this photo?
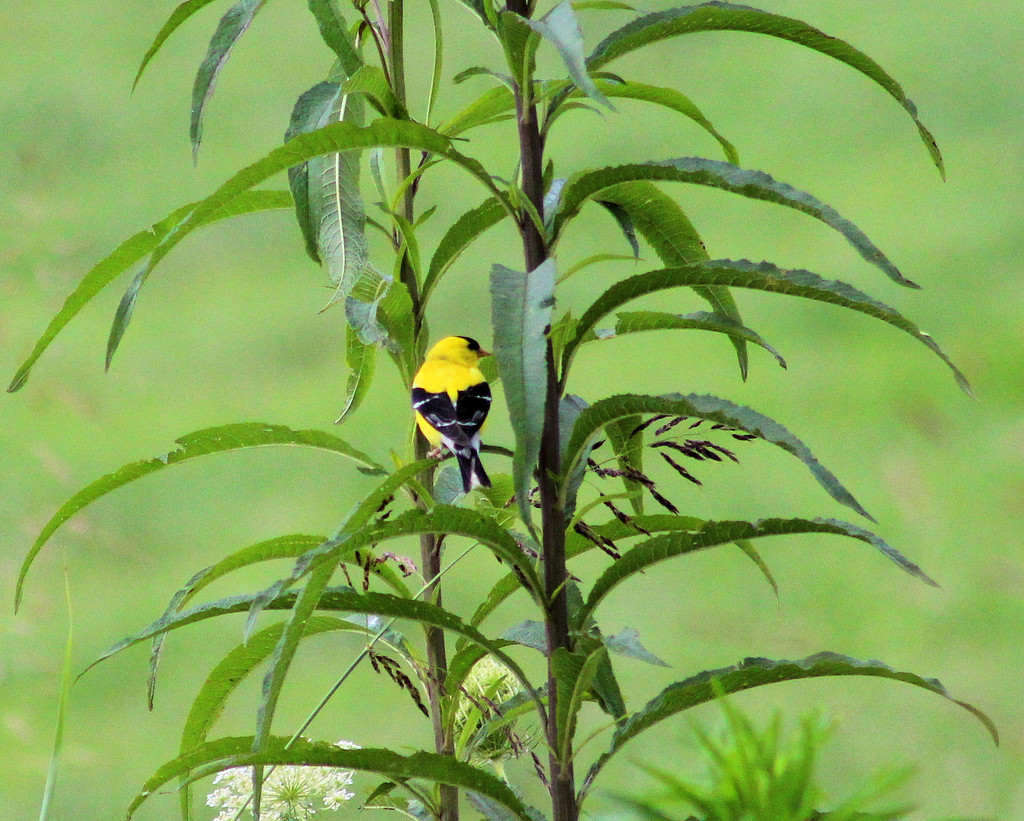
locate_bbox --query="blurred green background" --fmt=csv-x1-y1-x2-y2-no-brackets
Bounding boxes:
3,1,1022,818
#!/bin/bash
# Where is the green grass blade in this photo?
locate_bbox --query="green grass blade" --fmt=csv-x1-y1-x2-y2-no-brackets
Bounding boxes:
38,570,74,821
587,2,943,176
15,423,384,609
490,260,557,527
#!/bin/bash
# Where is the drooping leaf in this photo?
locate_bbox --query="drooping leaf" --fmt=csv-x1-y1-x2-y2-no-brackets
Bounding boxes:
609,310,785,368
286,82,342,264
563,261,968,392
490,259,557,526
732,538,779,598
580,652,997,800
556,79,737,163
577,517,937,629
306,0,363,75
552,158,915,288
587,1,943,176
15,423,383,609
565,393,873,520
191,0,268,159
105,119,506,367
8,190,292,393
604,626,669,667
336,324,377,422
528,1,611,108
590,181,748,379
129,737,536,821
133,0,224,90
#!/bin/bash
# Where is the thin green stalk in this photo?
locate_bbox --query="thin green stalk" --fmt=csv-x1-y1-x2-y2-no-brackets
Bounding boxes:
38,568,74,821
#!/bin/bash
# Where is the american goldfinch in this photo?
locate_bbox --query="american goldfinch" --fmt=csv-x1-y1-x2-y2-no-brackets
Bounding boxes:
412,336,492,493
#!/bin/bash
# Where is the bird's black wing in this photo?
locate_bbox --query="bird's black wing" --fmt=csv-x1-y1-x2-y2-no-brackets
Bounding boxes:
412,388,472,447
456,382,492,440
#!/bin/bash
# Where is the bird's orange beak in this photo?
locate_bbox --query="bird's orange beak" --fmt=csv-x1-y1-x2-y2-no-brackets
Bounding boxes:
478,348,492,358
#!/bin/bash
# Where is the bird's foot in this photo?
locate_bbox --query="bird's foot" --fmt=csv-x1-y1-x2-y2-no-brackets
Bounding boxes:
426,445,444,460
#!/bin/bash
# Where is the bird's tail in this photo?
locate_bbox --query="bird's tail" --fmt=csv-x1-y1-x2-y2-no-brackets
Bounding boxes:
456,447,491,494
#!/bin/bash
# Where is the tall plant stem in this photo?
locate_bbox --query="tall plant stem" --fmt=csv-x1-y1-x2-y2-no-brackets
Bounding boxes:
508,0,578,818
389,5,453,821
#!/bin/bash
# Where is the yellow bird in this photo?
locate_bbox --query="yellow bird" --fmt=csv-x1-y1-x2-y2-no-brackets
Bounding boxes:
412,336,492,493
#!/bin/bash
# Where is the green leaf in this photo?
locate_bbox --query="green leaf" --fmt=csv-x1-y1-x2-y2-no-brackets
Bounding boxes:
565,393,873,520
733,537,779,598
129,737,536,821
490,260,557,527
345,65,407,119
308,87,376,306
609,310,785,368
15,423,383,610
439,85,516,136
147,533,410,709
580,652,997,799
286,82,341,264
38,573,73,821
565,261,968,393
133,0,223,90
177,615,398,818
378,280,416,382
497,11,541,91
8,190,291,393
421,196,505,305
587,2,943,176
604,626,668,667
191,0,268,159
528,1,611,108
557,79,737,163
253,559,338,811
604,414,644,515
424,0,444,125
553,158,915,288
305,0,363,75
552,645,608,760
589,181,748,379
105,119,505,367
577,517,937,629
336,325,377,422
560,394,591,522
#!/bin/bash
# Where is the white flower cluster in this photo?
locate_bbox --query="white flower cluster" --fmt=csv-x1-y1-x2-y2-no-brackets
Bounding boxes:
206,741,359,821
